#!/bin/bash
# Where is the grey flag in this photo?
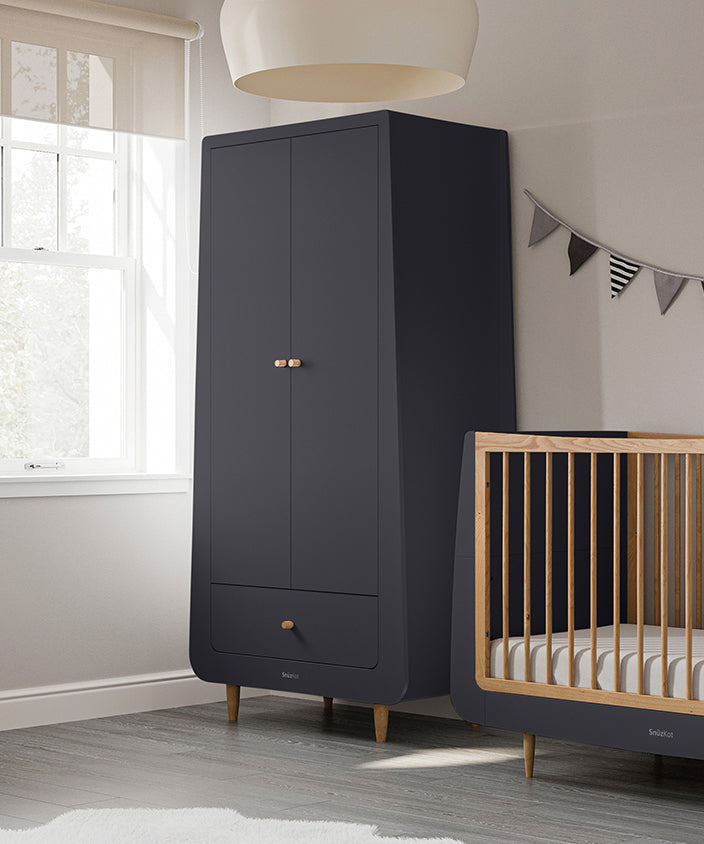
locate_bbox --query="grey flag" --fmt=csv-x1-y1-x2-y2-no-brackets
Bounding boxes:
654,271,685,314
528,204,560,246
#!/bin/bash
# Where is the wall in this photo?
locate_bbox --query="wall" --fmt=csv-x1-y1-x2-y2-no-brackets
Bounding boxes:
6,0,704,730
0,0,269,730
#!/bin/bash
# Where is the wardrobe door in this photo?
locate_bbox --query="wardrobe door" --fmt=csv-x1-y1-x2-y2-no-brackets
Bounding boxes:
290,127,379,596
209,138,292,588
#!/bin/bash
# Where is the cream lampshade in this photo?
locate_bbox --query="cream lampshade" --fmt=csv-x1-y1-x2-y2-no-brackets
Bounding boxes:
219,0,479,102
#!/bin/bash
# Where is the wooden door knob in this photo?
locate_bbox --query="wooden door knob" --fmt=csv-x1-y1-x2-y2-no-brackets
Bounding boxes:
281,620,295,629
274,359,288,368
288,359,302,368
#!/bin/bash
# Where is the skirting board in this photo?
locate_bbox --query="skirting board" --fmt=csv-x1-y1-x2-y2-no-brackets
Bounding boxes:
0,672,268,732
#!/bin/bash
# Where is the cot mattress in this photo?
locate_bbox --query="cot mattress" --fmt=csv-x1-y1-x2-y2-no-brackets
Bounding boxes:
490,624,704,700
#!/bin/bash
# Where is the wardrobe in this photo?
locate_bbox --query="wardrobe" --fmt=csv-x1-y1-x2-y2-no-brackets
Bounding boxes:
190,110,515,741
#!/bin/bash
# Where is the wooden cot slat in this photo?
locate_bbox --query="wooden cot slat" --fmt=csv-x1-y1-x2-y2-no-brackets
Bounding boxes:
661,456,668,698
636,453,644,696
697,455,702,629
545,452,553,685
627,453,637,625
590,453,597,690
613,454,621,694
568,452,575,687
686,454,693,700
675,454,682,628
502,452,509,680
475,450,491,681
654,455,661,626
524,453,531,683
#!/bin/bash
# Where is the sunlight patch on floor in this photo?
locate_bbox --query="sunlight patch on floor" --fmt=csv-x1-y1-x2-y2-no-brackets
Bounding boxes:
356,747,522,770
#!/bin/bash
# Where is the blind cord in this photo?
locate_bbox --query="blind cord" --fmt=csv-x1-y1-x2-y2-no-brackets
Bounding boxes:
185,30,204,277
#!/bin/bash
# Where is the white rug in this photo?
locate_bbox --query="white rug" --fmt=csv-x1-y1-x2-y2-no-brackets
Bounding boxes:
0,808,464,843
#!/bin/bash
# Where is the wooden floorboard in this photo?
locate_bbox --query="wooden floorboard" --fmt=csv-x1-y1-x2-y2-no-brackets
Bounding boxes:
0,695,703,842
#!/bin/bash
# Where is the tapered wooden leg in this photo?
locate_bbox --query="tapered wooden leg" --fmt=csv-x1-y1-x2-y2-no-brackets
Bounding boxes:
523,733,535,778
374,704,389,743
323,696,333,709
226,684,240,722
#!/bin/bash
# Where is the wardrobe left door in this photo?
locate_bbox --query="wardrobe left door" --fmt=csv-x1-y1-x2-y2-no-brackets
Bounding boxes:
209,138,292,589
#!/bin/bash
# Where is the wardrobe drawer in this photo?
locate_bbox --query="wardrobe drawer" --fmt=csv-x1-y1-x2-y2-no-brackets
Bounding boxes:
211,585,378,668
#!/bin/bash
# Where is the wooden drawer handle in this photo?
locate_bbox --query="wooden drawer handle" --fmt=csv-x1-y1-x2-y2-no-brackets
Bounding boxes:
281,620,294,630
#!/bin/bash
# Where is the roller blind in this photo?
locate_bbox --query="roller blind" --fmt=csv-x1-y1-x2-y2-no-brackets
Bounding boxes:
0,0,201,138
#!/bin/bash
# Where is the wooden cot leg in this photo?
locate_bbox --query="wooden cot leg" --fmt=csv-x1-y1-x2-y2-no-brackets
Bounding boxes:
374,704,389,743
523,733,536,778
323,697,333,709
226,684,240,722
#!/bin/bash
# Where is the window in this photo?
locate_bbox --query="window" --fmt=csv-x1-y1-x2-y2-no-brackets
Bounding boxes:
0,7,199,491
0,115,188,481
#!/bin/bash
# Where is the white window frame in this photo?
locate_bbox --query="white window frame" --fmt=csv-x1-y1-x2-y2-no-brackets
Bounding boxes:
0,118,191,495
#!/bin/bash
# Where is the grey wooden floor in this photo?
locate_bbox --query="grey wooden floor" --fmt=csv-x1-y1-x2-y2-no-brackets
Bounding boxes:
0,696,703,842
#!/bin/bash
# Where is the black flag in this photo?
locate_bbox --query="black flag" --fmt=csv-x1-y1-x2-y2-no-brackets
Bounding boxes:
568,234,598,275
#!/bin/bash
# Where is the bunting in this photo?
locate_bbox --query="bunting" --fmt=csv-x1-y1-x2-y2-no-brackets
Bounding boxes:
529,205,560,246
525,189,704,316
654,272,685,314
610,256,640,298
568,234,597,275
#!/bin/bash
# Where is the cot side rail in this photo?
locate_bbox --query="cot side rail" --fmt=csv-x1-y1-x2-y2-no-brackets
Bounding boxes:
474,431,704,718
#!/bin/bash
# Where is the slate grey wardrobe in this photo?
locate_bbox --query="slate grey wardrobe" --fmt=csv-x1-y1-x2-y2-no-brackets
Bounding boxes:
190,110,515,741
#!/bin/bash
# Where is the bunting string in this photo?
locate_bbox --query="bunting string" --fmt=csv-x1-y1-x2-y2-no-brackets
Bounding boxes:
525,188,704,316
525,189,704,282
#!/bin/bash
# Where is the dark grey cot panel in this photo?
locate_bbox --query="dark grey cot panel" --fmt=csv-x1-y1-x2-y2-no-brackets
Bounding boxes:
290,126,379,596
209,139,292,589
211,584,378,668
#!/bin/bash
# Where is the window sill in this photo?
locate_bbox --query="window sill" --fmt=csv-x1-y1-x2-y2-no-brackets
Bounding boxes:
0,474,192,498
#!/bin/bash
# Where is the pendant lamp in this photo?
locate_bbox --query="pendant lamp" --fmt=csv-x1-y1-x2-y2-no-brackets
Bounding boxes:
220,0,479,102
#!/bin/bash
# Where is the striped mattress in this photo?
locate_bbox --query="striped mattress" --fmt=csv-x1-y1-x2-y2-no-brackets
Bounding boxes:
490,624,704,700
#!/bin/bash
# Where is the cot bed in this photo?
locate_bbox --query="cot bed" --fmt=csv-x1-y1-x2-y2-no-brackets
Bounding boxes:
451,431,704,777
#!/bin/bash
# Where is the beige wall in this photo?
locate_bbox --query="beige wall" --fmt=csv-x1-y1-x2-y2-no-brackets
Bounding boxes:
5,0,704,725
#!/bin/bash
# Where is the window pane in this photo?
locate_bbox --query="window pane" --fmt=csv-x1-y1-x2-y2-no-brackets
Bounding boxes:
12,42,57,122
65,125,114,154
65,156,115,254
88,268,123,458
10,117,57,146
67,51,114,130
0,262,123,460
10,149,57,250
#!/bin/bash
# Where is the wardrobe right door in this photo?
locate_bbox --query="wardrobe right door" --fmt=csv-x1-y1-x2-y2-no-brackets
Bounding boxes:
290,126,380,597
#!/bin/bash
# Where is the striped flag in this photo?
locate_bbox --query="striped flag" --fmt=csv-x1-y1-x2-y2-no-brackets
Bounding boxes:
610,255,640,298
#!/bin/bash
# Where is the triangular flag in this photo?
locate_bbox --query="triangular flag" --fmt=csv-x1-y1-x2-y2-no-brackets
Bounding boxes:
568,233,598,275
654,271,685,314
610,255,640,298
528,204,560,246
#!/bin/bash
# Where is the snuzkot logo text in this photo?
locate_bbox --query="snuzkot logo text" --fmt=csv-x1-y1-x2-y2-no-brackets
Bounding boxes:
649,728,674,739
